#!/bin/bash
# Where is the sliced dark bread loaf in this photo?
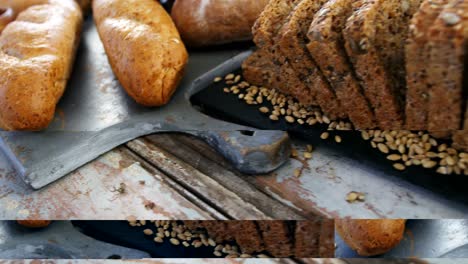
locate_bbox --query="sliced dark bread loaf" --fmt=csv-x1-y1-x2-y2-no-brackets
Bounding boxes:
307,0,376,128
242,0,304,96
278,0,346,119
257,220,293,257
405,0,449,130
426,0,468,137
344,0,422,130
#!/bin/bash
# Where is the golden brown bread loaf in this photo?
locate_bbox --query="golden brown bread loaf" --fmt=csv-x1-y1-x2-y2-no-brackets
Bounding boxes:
0,0,82,130
17,220,52,228
93,0,188,107
171,0,269,47
335,219,406,256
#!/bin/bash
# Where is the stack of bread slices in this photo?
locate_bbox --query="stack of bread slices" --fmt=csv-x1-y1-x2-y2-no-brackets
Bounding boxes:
183,220,334,258
242,0,468,150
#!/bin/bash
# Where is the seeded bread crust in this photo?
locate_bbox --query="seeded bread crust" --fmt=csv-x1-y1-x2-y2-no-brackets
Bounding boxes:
344,0,421,130
278,0,345,119
426,0,468,136
253,0,303,48
405,0,449,130
257,221,293,257
307,0,376,128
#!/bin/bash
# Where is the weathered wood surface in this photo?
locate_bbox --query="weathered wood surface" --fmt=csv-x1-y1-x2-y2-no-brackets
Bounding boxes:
0,133,466,219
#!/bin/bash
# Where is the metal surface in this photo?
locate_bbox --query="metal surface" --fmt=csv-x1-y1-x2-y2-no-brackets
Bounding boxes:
335,220,468,258
0,130,290,189
0,17,278,188
0,221,149,259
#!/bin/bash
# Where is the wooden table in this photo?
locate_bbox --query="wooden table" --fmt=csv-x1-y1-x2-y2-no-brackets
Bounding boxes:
0,133,466,219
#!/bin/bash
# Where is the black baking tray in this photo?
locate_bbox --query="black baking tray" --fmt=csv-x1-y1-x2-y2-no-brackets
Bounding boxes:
72,221,222,258
190,65,468,206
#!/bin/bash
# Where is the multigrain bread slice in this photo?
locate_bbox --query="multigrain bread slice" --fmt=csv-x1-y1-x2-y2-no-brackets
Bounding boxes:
278,0,346,119
307,0,376,128
229,221,265,254
426,0,468,136
344,0,422,130
405,0,449,130
257,221,293,257
242,0,303,96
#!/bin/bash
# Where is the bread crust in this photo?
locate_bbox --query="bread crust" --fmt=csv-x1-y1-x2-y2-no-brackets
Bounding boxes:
0,0,82,130
171,0,268,47
335,219,406,256
93,0,188,107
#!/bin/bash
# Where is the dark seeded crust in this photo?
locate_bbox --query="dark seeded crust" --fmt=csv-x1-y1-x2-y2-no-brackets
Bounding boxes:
307,0,376,128
344,0,421,130
405,0,449,130
426,0,468,136
253,0,303,48
257,220,293,257
278,0,345,119
229,221,265,254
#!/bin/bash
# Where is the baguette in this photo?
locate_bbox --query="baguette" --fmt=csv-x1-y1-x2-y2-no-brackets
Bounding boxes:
171,0,269,47
335,219,406,256
0,0,82,130
93,0,188,106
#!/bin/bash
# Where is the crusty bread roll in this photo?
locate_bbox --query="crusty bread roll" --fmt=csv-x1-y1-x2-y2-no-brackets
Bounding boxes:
171,0,269,47
93,0,188,106
0,0,82,130
336,219,406,256
17,220,52,228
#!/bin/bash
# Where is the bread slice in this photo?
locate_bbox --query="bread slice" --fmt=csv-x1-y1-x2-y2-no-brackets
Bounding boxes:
344,0,422,130
278,0,345,119
229,221,265,254
243,0,304,96
307,0,376,128
426,0,468,136
257,221,293,257
405,0,449,130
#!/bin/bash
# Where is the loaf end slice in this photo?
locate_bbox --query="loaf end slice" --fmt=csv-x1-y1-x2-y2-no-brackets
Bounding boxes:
405,0,449,130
